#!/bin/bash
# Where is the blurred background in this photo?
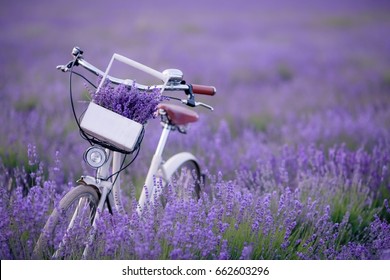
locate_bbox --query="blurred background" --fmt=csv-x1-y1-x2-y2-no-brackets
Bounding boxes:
1,0,390,180
1,0,390,260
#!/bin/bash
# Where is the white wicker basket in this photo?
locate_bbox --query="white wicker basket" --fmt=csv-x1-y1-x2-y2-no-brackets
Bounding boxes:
80,102,144,152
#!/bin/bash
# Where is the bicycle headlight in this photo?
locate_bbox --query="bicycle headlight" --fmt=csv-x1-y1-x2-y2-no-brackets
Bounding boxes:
84,146,107,168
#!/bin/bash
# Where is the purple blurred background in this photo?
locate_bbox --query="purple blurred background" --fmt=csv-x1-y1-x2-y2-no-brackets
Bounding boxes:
1,0,390,260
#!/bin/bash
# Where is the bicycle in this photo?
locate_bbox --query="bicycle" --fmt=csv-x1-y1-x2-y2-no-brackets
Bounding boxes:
33,46,216,259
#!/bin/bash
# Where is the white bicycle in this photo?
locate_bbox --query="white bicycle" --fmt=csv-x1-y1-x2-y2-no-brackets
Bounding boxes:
33,47,216,259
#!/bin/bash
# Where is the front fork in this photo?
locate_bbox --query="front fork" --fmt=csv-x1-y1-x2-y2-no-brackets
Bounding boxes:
76,174,114,259
76,150,123,259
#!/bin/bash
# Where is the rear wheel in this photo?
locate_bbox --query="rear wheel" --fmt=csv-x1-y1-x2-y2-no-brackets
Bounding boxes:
33,185,100,259
160,160,201,206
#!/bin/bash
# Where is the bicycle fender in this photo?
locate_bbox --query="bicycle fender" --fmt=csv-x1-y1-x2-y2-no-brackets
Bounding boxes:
160,152,199,181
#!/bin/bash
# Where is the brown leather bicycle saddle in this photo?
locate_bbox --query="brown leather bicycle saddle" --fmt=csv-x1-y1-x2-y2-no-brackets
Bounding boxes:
157,103,199,125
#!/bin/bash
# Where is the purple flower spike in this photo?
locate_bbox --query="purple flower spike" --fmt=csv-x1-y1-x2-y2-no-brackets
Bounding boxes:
92,79,162,125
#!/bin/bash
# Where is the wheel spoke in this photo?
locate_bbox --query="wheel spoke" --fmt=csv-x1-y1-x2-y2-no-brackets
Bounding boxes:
161,160,201,205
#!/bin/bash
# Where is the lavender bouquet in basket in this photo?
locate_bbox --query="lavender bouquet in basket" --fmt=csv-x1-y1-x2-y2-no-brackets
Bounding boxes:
91,79,162,125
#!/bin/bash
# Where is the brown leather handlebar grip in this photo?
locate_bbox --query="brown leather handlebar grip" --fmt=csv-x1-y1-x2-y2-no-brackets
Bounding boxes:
192,84,216,96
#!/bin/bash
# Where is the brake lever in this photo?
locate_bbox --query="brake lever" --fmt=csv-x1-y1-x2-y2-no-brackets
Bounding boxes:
56,60,78,72
56,65,69,72
181,99,214,111
196,101,214,111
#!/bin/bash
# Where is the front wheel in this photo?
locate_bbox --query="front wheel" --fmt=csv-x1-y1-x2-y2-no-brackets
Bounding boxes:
33,185,100,259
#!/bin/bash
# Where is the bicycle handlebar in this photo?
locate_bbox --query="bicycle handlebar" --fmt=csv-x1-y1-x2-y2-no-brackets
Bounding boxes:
58,47,216,110
192,84,216,96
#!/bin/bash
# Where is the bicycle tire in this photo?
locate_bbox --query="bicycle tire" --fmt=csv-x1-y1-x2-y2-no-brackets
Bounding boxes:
160,160,201,205
33,185,100,259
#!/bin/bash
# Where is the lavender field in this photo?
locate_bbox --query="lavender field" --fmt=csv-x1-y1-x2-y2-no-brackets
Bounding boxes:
1,0,390,259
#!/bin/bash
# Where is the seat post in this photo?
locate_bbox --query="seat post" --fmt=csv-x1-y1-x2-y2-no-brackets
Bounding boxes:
155,122,171,157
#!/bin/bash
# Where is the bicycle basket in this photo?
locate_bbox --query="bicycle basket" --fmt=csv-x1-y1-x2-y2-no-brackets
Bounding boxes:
80,102,144,153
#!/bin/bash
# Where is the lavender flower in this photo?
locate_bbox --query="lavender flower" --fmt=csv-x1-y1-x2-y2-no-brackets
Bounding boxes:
1,0,390,261
92,80,162,125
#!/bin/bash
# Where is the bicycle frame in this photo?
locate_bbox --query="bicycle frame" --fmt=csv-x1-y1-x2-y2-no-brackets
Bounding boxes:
76,120,199,259
78,122,198,217
75,51,204,217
